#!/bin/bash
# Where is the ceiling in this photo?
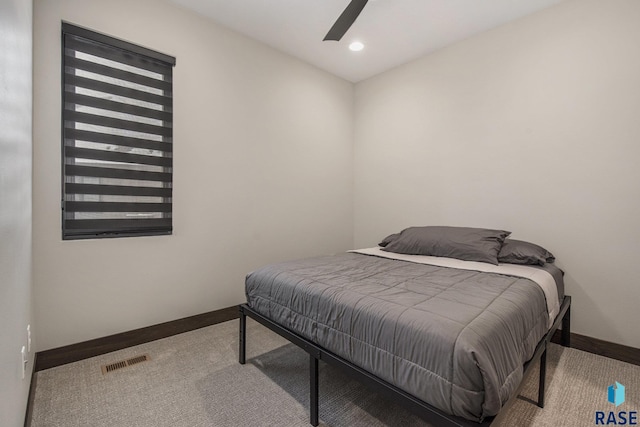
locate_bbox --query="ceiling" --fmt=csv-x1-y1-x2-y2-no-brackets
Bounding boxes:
168,0,565,83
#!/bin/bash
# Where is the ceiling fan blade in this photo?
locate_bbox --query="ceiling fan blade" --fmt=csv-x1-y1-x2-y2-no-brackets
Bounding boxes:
323,0,369,41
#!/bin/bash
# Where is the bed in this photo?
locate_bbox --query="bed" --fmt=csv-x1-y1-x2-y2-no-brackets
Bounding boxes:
238,227,571,426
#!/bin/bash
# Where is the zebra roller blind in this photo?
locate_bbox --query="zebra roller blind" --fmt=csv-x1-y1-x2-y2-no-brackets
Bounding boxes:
62,23,176,239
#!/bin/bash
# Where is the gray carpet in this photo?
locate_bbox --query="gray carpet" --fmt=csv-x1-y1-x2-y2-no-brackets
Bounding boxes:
31,319,640,427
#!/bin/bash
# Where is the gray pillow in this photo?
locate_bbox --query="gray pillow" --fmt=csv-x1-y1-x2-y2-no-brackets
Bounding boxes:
498,239,555,266
381,226,511,265
378,233,400,247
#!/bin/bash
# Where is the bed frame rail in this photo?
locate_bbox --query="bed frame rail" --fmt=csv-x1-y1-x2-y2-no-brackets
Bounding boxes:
239,295,571,426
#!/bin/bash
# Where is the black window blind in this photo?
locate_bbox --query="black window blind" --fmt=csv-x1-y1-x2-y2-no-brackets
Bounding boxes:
62,23,176,239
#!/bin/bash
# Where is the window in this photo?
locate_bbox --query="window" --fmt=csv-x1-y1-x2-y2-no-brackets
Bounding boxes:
61,23,176,239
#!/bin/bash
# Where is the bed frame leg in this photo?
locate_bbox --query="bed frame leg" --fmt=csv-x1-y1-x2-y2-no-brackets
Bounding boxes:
310,355,319,426
561,303,571,347
538,347,547,408
239,307,246,365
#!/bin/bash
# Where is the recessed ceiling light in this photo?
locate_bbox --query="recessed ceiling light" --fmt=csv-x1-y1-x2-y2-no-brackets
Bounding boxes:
349,41,364,52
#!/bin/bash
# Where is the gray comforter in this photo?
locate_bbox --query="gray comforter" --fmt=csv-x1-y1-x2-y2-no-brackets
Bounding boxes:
245,252,557,422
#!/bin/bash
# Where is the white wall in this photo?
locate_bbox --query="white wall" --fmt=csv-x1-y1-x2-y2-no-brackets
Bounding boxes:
33,0,640,353
33,0,354,351
0,0,34,425
354,0,640,348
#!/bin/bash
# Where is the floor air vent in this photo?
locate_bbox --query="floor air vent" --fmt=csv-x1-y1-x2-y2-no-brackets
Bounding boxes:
101,354,150,375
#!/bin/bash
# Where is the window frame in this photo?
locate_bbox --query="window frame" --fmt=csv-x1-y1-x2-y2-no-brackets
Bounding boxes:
61,22,176,240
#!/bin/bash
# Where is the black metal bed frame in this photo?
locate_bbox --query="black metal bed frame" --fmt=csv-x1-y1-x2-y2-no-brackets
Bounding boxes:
239,295,571,426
